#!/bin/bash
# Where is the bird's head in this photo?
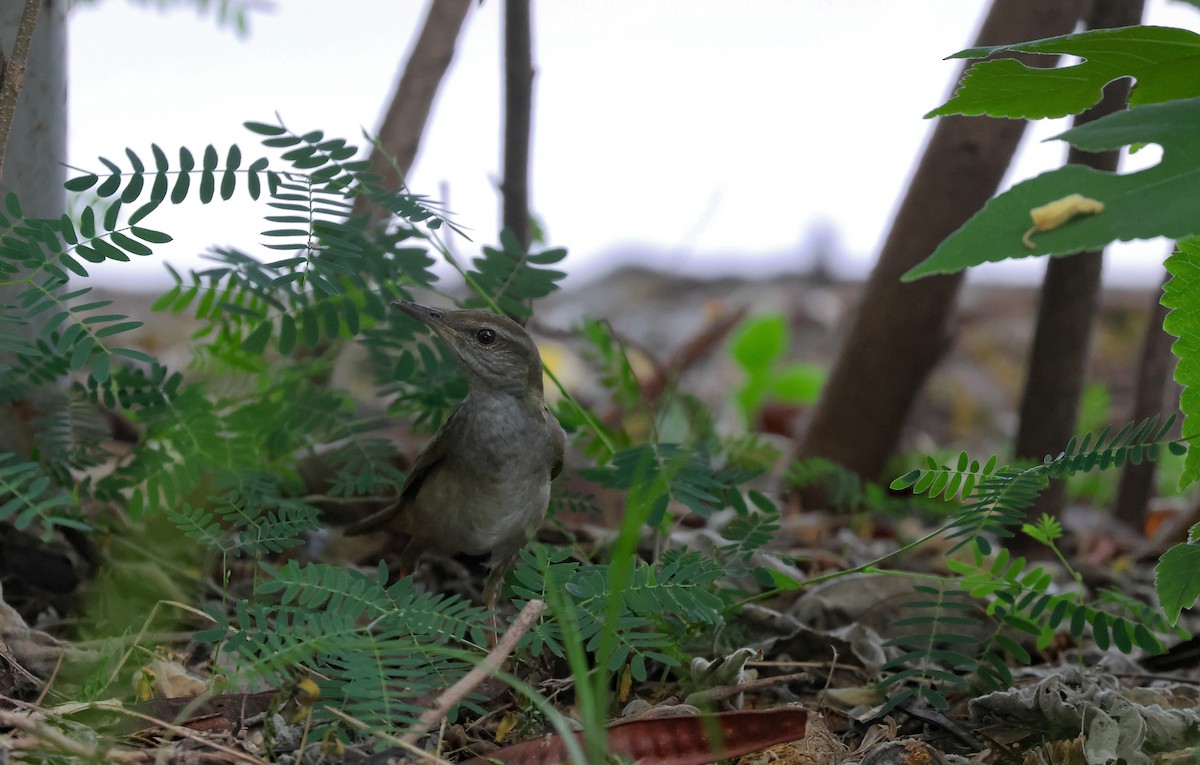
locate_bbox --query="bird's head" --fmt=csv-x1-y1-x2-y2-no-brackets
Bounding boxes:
393,300,545,399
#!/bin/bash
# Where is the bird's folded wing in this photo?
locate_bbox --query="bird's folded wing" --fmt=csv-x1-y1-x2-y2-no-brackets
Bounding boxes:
343,404,464,535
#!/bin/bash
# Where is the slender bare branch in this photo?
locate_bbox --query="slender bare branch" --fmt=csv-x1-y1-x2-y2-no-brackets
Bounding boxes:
356,0,473,223
400,598,546,748
0,0,40,181
501,0,533,250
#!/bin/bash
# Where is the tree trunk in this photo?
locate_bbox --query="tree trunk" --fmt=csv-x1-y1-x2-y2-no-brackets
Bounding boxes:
0,0,62,217
0,0,66,458
1011,0,1144,541
1113,267,1177,529
354,0,473,222
501,0,533,250
794,0,1087,504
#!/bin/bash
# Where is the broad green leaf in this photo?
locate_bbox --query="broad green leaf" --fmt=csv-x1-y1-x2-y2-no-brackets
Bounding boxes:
907,97,1200,280
1163,242,1200,487
1155,542,1200,625
930,26,1200,120
729,313,787,373
765,363,825,404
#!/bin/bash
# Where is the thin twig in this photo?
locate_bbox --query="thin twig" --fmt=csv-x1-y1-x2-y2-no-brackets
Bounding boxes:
400,598,546,747
32,649,64,707
501,0,533,249
325,707,454,764
0,0,40,180
0,709,99,759
102,706,273,765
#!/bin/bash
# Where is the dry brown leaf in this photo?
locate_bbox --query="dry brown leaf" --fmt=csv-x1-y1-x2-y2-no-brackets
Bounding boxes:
460,707,810,765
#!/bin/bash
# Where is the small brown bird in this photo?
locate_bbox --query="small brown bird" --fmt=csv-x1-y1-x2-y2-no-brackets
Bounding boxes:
346,300,566,607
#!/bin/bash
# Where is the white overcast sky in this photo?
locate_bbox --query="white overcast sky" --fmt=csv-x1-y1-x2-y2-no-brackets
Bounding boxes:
67,1,1199,289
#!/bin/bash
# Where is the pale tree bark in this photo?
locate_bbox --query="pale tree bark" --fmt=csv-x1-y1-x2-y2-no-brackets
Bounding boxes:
1011,0,1144,543
501,0,533,250
0,0,66,458
355,0,473,223
794,0,1087,505
1114,268,1177,529
0,0,62,218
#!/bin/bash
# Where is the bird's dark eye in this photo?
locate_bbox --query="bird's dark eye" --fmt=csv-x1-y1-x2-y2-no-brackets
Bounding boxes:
476,328,497,345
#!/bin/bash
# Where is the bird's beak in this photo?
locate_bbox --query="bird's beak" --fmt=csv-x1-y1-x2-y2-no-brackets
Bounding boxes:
392,299,463,346
392,299,443,325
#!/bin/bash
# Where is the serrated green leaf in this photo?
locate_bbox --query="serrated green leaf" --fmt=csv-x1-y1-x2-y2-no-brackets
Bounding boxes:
907,98,1200,280
1164,242,1200,488
930,26,1200,121
1155,542,1200,625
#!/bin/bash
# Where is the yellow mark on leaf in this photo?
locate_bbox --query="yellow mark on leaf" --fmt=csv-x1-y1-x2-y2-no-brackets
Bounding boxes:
1023,193,1104,248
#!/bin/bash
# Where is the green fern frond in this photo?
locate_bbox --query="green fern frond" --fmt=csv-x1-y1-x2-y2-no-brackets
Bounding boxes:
465,228,567,320
169,476,320,558
889,451,999,503
33,389,114,479
893,416,1180,550
321,437,405,498
579,317,645,412
0,452,82,532
511,546,727,681
947,540,1168,654
720,490,781,561
246,119,463,237
0,279,158,393
879,585,976,713
547,484,600,519
64,143,271,215
206,561,490,734
578,443,728,528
